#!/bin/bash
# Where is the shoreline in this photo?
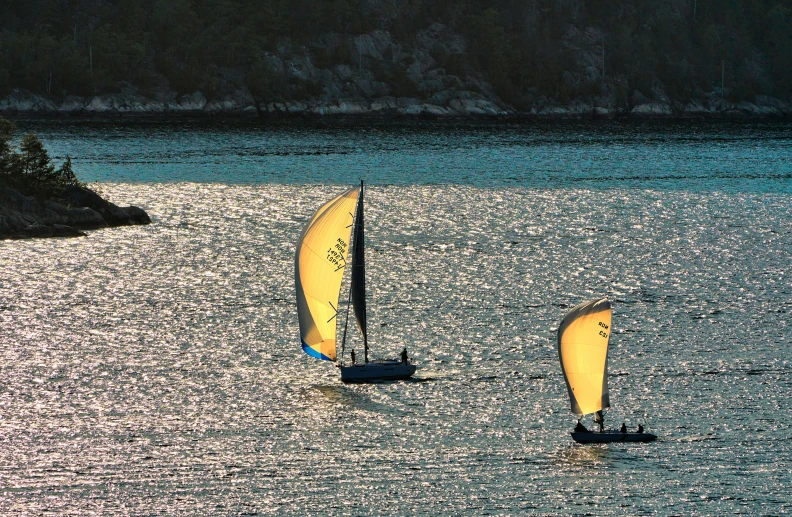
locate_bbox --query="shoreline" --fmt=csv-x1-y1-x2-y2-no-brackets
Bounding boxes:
2,89,789,122
3,110,790,123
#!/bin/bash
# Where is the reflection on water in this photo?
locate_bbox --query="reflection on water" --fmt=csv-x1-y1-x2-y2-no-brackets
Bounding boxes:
554,443,613,466
1,174,791,514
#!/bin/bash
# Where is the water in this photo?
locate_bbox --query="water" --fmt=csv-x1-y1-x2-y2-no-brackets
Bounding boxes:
1,120,791,515
16,119,792,192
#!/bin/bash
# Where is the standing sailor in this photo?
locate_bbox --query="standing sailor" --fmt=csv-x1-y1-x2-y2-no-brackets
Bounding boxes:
594,410,605,432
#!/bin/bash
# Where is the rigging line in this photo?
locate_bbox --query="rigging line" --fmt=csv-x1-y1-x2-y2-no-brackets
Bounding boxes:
326,300,338,323
339,197,360,361
340,274,353,360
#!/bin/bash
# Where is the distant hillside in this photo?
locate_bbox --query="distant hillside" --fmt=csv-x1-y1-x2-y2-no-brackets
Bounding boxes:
1,0,790,117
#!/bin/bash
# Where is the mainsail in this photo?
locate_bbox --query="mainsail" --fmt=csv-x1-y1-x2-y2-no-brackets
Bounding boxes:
295,187,360,361
558,298,612,415
350,181,368,356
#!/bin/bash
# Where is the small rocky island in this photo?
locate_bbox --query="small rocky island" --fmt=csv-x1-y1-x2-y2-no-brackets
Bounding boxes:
0,116,150,239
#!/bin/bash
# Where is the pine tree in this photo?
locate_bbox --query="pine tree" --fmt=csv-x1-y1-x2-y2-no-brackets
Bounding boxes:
56,155,79,186
19,133,56,191
0,117,18,183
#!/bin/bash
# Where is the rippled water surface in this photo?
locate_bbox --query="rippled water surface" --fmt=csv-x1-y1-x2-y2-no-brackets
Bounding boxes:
1,121,791,515
15,119,792,191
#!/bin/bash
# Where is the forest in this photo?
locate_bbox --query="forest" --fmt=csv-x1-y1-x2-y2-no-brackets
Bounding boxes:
1,0,790,109
0,116,81,198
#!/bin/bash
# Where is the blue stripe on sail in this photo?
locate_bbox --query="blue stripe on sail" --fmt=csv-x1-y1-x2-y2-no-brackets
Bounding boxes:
302,340,334,361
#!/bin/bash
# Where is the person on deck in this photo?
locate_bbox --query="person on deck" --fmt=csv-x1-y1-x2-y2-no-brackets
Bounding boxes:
574,420,589,432
400,347,409,364
620,423,627,433
637,424,644,433
594,410,605,432
350,349,356,365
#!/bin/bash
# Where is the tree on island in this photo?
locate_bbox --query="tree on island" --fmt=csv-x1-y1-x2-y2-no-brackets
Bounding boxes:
0,116,83,200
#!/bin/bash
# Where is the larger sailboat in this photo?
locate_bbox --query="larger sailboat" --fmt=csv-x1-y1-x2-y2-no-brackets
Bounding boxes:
558,298,656,443
295,182,417,383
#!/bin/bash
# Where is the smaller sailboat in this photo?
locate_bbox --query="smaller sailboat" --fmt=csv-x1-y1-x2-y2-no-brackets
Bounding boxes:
295,181,417,383
558,298,656,443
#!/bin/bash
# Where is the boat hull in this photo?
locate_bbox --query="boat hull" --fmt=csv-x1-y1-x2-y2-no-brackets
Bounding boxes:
340,362,416,382
571,431,657,443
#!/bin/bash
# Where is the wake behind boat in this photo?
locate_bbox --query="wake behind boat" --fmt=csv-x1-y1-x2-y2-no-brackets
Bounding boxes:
295,181,417,383
558,298,657,444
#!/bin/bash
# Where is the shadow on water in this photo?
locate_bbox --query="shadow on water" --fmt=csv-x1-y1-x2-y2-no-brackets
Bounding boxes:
551,441,660,473
304,384,406,416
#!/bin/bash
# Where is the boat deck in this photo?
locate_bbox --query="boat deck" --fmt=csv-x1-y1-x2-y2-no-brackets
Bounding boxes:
340,362,416,382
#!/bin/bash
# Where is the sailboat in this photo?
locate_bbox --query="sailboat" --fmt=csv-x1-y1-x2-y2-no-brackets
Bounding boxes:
295,181,417,383
558,298,656,443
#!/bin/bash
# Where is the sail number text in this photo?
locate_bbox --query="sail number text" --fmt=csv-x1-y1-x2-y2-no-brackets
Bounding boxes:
327,238,348,269
598,321,609,338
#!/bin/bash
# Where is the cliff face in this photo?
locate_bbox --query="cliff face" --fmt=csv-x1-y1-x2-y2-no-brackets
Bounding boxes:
0,23,518,118
1,1,790,119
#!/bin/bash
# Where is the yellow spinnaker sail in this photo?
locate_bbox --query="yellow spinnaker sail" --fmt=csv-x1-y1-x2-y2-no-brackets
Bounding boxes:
295,187,360,362
558,298,612,415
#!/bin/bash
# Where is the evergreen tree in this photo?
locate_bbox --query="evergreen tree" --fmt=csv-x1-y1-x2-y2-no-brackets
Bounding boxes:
0,117,18,181
19,133,56,191
56,156,80,187
0,1,789,104
0,116,82,196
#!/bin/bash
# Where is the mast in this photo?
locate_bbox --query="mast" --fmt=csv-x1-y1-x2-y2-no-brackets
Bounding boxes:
340,182,367,363
350,180,368,363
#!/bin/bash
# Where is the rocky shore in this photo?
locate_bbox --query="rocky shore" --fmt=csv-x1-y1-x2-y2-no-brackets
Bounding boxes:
0,185,151,239
2,85,789,120
1,23,789,121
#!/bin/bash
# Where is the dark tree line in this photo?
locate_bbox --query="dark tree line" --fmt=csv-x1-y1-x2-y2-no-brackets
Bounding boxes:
0,116,81,199
1,0,790,107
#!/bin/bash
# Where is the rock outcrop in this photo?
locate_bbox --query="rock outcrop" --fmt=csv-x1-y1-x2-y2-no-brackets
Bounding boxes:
2,83,784,121
0,186,151,240
0,23,789,120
